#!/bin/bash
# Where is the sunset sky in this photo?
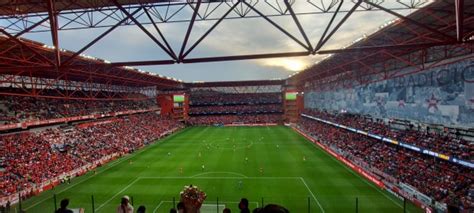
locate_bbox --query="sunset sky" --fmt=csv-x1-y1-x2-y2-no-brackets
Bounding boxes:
8,1,421,82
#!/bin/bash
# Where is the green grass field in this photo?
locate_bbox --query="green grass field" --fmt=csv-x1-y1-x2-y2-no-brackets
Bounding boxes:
19,126,422,213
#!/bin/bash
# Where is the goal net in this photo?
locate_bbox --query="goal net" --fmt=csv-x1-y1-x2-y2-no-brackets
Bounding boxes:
200,203,226,213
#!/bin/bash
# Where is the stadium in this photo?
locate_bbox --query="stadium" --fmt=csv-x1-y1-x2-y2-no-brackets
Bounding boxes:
0,0,473,212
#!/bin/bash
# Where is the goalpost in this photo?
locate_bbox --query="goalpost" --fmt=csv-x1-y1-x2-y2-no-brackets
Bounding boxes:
152,200,259,213
199,203,226,213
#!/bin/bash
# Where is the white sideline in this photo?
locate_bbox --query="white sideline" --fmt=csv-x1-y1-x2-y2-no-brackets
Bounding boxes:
301,134,409,212
95,178,140,211
152,201,164,213
24,151,138,211
328,156,408,211
100,176,324,213
23,130,181,211
299,177,325,213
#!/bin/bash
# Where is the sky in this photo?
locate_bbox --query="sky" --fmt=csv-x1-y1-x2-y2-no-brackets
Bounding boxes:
6,0,424,82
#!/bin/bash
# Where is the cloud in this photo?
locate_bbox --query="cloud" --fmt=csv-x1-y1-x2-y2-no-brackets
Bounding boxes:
15,1,418,82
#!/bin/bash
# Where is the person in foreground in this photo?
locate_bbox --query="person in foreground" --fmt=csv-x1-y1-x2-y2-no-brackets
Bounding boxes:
116,195,134,213
253,204,289,213
238,198,250,213
137,205,146,213
55,199,73,213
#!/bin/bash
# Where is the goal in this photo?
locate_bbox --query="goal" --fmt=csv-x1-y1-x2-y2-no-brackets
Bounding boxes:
200,203,226,213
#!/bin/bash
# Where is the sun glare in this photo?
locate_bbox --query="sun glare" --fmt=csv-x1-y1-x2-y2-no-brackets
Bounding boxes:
284,60,306,71
262,59,307,72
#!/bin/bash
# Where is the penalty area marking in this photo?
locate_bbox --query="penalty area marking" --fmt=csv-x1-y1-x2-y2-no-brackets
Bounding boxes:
191,172,248,178
101,176,325,213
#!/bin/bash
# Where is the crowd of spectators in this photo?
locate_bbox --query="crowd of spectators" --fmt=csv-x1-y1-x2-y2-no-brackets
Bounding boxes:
190,92,281,106
188,92,283,125
189,104,282,115
302,109,473,161
188,114,281,125
298,114,474,211
0,112,182,197
0,95,156,125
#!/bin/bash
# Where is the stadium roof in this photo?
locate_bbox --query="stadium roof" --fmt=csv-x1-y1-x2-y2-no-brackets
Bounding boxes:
185,79,285,88
0,0,160,15
0,0,472,90
290,0,474,88
0,35,182,88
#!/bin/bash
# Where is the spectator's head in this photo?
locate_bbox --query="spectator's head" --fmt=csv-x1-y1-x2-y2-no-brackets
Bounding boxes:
223,208,231,213
121,195,130,205
137,205,146,213
169,208,177,213
447,205,460,213
261,204,289,213
239,198,249,209
60,198,69,209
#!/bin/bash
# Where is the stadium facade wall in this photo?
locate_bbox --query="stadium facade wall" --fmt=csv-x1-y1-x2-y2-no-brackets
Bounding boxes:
304,58,474,127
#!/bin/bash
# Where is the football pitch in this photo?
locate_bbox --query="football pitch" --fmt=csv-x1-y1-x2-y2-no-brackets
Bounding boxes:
19,126,422,213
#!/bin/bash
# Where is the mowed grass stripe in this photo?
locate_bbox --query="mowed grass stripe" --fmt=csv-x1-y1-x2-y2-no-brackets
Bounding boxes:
19,126,421,213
